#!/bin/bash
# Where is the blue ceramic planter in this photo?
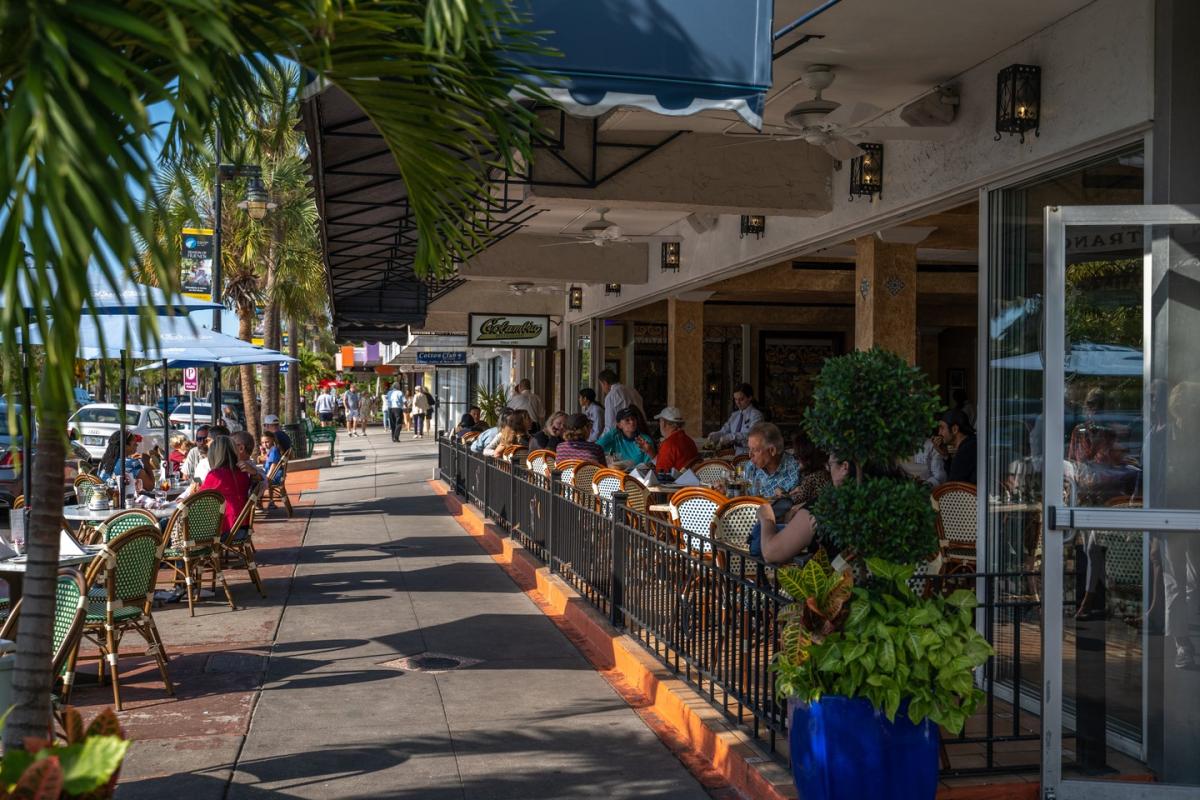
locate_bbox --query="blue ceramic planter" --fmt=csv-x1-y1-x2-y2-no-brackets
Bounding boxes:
788,695,939,800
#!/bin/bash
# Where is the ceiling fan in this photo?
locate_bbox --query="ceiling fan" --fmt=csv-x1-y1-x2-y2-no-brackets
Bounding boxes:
539,208,672,248
722,65,956,159
507,282,564,296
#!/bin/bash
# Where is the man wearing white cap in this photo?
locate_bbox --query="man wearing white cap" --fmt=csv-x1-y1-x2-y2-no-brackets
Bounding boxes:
263,415,292,455
653,406,698,473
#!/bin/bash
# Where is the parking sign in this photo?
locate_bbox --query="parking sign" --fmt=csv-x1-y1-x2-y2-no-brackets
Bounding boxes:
183,367,199,393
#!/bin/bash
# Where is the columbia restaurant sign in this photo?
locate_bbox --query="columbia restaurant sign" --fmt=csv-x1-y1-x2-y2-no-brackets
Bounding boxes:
468,313,550,348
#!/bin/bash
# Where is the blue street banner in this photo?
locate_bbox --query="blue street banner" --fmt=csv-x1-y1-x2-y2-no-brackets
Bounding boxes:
416,351,467,366
279,362,289,374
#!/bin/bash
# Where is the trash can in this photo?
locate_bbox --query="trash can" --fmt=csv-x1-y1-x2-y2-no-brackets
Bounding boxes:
283,422,306,458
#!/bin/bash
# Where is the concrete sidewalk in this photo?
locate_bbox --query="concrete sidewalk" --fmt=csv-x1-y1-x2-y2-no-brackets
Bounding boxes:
94,428,710,799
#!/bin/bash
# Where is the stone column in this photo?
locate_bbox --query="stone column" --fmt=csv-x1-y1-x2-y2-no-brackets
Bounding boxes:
854,236,918,364
667,298,704,437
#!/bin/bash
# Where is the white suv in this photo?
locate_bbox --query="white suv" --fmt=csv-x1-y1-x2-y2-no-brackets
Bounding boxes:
69,404,170,459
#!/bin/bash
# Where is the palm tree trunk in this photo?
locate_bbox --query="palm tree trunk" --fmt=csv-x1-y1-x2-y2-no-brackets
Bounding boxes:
262,300,279,418
285,319,300,423
237,304,262,441
4,393,68,747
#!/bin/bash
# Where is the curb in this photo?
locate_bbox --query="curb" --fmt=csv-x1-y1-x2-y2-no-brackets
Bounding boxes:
429,479,797,800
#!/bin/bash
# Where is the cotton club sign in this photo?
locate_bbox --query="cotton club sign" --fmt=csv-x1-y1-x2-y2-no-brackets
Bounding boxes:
468,313,550,348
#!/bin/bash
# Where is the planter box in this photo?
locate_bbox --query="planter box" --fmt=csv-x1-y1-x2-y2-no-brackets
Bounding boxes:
789,695,939,800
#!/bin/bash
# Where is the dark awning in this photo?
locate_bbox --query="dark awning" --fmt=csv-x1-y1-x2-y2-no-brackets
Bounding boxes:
509,0,774,129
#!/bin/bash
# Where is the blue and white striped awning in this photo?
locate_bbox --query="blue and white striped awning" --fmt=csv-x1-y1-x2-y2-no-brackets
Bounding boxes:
509,0,774,129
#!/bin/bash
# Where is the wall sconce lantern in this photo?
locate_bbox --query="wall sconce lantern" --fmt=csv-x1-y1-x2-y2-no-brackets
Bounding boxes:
739,214,766,239
849,143,883,200
995,64,1041,143
661,241,681,272
568,285,583,310
604,282,622,296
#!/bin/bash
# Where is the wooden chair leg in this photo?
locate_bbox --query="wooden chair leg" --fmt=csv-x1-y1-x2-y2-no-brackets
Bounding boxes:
213,559,236,610
105,627,122,711
183,555,196,617
60,643,80,707
282,487,293,518
142,617,174,696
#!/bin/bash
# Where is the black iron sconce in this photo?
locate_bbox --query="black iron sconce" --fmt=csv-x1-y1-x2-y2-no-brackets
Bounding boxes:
995,64,1041,142
661,241,681,272
605,282,621,296
739,214,766,239
568,285,583,310
849,143,883,200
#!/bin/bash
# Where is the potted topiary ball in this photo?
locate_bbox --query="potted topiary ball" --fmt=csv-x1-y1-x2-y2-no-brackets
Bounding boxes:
772,347,992,800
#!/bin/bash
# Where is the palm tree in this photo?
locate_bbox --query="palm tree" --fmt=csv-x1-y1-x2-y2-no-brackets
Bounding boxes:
0,0,546,747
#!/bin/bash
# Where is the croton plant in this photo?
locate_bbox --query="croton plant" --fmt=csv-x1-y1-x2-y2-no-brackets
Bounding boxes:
0,707,128,799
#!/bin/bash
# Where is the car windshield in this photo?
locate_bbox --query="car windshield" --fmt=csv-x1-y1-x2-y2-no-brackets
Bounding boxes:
172,404,212,417
73,407,139,426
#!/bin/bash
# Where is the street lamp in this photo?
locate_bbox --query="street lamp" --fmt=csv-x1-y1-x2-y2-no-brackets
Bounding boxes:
237,175,278,221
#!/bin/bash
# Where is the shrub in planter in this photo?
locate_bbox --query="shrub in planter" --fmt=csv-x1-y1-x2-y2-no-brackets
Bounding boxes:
0,707,128,799
773,348,992,800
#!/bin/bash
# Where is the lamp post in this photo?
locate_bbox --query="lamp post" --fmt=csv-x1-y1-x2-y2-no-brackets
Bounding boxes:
211,131,277,424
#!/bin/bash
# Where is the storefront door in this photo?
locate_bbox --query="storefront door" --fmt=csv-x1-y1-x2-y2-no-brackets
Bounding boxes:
1042,204,1200,799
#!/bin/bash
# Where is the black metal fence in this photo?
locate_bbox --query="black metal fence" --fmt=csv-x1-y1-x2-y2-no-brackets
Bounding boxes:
437,435,1041,775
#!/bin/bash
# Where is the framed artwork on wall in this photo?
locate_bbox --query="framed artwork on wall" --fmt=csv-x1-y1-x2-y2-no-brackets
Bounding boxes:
757,331,844,430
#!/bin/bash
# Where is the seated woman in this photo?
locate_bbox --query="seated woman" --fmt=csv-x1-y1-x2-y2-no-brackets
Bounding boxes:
530,411,567,452
554,413,606,465
757,453,851,565
493,409,531,454
190,435,251,535
597,406,656,466
788,430,832,507
258,430,285,485
482,413,512,457
168,433,190,474
98,431,149,493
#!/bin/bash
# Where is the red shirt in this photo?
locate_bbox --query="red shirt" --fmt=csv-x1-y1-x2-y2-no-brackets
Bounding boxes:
656,429,699,473
199,466,251,533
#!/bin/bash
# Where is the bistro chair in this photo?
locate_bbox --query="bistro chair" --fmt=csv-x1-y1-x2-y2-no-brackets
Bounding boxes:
712,496,767,575
74,473,106,506
160,489,235,616
461,431,481,445
692,458,734,485
261,450,293,518
97,509,160,542
730,454,750,470
507,446,529,466
669,487,727,554
590,468,626,514
932,482,978,573
81,524,173,710
0,567,89,708
616,475,652,529
222,487,267,599
525,449,556,477
554,459,584,498
571,463,602,505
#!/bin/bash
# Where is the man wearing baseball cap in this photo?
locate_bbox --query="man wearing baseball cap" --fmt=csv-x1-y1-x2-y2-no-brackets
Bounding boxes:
263,415,293,455
653,407,699,473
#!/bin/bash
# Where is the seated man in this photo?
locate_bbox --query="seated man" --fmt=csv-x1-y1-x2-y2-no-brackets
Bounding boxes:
705,383,764,455
736,423,800,557
653,407,698,474
263,415,292,454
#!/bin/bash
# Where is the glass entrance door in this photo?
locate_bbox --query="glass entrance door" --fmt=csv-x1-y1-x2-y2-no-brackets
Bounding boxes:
1043,205,1200,799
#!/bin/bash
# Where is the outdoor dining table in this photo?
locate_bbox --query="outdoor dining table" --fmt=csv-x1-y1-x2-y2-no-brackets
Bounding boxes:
62,502,178,522
0,552,95,605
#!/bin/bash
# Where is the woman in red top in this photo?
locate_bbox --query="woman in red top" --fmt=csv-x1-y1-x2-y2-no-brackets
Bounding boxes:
197,436,252,534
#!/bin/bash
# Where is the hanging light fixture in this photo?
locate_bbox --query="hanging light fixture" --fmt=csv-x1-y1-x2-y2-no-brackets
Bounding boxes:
739,214,766,239
605,282,622,296
849,143,883,200
661,241,681,272
568,285,584,310
237,175,278,221
994,64,1041,143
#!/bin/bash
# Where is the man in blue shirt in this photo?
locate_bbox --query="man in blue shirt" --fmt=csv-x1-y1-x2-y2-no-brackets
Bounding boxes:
263,415,292,454
385,382,406,442
471,408,511,453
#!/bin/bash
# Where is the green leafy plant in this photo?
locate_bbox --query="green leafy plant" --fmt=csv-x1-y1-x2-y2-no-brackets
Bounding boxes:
774,558,993,734
0,707,129,799
475,386,509,427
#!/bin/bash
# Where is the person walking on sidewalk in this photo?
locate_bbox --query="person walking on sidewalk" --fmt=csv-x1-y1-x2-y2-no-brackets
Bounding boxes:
315,387,336,427
411,384,430,438
343,383,363,437
385,382,406,442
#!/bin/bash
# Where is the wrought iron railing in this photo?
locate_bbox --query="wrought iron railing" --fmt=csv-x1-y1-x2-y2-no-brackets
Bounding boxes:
437,435,1041,775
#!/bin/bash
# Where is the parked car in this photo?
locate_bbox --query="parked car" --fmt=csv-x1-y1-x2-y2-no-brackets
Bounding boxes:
169,402,215,440
68,403,169,460
0,401,89,511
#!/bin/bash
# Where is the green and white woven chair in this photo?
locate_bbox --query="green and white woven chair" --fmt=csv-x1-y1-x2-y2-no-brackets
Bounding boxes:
82,524,173,710
0,567,89,708
222,487,267,599
160,489,235,616
73,474,106,506
98,508,160,542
